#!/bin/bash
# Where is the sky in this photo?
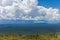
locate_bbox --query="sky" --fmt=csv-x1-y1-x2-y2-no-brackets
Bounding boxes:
38,0,60,9
0,0,60,24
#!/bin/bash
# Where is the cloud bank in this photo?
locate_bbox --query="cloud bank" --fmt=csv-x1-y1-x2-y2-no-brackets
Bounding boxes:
0,0,60,23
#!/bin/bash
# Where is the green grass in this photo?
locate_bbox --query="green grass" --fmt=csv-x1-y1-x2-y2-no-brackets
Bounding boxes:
0,33,60,40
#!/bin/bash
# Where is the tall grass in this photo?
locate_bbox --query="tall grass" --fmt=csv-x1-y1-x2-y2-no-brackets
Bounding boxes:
0,33,60,40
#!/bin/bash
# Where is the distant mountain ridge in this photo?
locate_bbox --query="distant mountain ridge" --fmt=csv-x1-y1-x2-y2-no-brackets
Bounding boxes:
0,23,60,34
0,20,59,34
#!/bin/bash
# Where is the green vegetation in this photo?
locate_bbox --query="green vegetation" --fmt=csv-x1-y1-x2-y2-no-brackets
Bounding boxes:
0,33,60,40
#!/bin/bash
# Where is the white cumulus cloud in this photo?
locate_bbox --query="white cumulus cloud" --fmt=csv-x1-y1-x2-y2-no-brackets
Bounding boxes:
0,0,60,23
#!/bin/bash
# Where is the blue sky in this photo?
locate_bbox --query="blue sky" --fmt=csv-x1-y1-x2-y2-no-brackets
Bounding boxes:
38,0,60,9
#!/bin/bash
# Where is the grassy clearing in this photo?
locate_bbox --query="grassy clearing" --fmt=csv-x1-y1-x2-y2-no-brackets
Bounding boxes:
0,33,60,40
